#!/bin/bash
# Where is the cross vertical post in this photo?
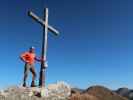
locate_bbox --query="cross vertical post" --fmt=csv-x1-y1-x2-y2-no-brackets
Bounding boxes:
39,8,48,87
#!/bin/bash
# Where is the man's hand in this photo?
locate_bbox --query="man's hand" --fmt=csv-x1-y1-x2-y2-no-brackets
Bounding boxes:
20,56,25,62
40,57,45,63
35,57,45,62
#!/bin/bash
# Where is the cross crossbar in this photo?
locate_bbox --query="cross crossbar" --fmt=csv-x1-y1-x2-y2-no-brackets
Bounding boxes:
28,11,59,36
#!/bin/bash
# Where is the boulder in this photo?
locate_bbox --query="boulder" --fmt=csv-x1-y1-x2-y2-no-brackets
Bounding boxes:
0,81,71,100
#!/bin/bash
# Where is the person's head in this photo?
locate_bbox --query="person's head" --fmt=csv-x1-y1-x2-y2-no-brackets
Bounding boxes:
29,46,35,53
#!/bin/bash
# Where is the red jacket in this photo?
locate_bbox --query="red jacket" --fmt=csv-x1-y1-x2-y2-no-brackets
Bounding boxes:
20,52,36,64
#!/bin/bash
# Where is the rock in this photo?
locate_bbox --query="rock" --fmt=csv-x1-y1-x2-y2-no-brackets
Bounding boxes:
28,81,71,99
40,88,49,97
70,93,99,100
0,90,9,97
46,81,71,98
0,81,71,100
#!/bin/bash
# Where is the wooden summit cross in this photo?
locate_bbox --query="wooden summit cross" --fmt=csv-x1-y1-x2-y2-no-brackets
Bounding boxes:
28,8,59,87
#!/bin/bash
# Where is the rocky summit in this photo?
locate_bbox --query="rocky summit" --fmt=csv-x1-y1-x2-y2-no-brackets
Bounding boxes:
0,81,71,100
0,83,132,100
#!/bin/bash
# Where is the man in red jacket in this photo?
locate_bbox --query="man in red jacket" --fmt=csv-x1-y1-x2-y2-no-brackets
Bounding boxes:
20,46,44,87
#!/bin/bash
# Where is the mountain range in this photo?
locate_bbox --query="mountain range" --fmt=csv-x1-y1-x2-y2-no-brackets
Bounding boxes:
71,86,133,100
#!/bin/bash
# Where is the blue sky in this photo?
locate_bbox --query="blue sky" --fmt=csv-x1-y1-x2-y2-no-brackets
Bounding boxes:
0,0,133,89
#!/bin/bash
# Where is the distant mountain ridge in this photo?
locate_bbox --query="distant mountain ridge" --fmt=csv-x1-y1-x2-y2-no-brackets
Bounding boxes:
71,86,133,100
71,86,128,100
115,87,133,100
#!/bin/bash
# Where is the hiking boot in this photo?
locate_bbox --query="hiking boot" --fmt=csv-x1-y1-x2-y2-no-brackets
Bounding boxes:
31,81,36,87
23,82,27,87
